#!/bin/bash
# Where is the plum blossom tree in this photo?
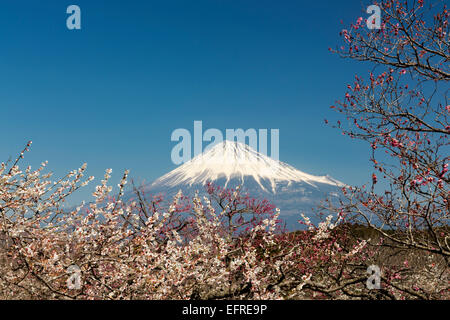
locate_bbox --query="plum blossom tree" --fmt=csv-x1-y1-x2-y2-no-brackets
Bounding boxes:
0,143,344,299
325,0,449,299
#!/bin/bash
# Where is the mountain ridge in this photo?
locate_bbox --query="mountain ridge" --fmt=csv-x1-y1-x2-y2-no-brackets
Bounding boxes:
143,141,344,229
151,140,345,193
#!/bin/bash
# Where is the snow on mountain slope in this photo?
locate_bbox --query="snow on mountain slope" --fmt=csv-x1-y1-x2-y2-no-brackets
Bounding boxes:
151,140,344,194
144,141,345,229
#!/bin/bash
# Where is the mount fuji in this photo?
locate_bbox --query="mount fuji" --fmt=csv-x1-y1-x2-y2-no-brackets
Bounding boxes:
145,140,345,230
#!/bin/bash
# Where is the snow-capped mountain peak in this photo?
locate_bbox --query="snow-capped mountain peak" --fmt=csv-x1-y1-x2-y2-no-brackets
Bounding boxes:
151,140,344,193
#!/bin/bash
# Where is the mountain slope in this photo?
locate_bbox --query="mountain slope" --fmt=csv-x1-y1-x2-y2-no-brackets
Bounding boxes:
146,140,345,229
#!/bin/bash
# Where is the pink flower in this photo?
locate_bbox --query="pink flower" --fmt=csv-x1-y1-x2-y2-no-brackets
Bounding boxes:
390,138,402,148
439,164,448,178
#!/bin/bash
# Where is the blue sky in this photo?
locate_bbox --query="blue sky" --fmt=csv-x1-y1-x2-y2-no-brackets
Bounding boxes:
0,0,376,203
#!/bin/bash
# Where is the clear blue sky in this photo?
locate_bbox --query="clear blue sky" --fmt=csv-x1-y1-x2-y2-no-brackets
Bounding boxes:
0,0,376,203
